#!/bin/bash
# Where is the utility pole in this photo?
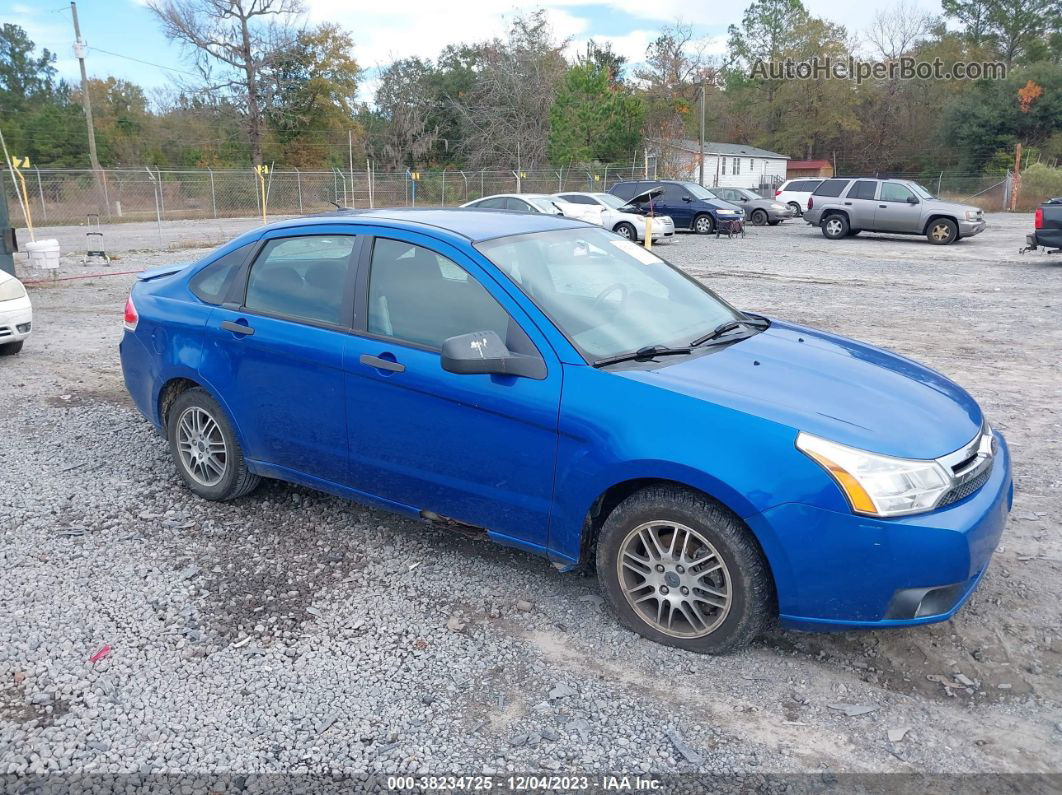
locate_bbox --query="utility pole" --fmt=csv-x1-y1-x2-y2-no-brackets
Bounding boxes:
348,129,355,208
698,81,706,186
70,2,105,212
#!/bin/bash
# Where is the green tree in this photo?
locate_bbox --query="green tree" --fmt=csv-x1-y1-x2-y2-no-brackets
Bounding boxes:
548,63,644,165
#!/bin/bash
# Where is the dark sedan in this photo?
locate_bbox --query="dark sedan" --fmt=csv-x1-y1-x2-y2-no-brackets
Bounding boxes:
707,187,795,226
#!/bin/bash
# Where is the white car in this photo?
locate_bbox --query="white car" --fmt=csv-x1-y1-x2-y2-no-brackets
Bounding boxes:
0,269,32,355
774,178,825,216
554,192,676,242
461,193,604,225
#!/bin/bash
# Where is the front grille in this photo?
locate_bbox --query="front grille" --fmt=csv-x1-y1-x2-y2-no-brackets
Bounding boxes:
939,464,992,507
0,326,12,339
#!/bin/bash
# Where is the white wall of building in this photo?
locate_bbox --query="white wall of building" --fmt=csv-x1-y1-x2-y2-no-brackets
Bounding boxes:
671,152,788,189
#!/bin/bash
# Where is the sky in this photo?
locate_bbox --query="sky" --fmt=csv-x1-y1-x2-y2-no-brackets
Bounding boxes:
2,0,946,105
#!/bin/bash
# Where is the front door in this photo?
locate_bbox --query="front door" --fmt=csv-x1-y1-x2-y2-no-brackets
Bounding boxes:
658,183,694,228
874,182,923,232
199,230,360,485
344,232,561,548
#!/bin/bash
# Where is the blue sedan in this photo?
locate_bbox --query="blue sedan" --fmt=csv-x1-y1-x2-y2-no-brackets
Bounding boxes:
120,209,1012,653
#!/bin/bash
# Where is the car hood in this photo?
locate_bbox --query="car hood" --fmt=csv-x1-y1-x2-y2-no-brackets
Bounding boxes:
925,198,980,215
620,320,982,459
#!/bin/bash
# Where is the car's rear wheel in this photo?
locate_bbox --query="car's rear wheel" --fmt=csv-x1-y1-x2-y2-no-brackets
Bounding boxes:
596,485,772,654
821,214,849,239
767,220,781,226
693,214,714,234
927,218,958,245
0,340,24,356
613,221,637,240
168,387,259,501
750,209,768,226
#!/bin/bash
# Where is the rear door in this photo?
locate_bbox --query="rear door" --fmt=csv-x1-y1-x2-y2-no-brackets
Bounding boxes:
343,231,561,546
843,180,879,229
199,229,360,485
875,182,923,232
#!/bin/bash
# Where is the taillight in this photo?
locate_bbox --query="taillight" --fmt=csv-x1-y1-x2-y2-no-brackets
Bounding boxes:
124,295,139,331
774,190,782,197
1035,208,1043,229
807,196,814,209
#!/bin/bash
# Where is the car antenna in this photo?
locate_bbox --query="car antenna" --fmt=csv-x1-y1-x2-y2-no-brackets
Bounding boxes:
328,200,342,209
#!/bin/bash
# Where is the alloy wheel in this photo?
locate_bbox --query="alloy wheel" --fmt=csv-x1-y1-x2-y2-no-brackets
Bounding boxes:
695,216,713,234
825,218,844,237
616,520,732,638
175,406,227,486
930,222,953,243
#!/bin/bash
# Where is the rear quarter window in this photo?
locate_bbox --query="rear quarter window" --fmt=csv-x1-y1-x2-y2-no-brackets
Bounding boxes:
787,180,822,192
813,180,850,197
189,243,255,305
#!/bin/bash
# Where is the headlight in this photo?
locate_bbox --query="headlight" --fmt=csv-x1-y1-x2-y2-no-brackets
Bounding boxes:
0,279,27,302
717,209,736,215
965,210,980,221
797,432,950,517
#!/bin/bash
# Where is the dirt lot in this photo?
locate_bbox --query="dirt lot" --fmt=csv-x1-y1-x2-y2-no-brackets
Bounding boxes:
1,212,1060,783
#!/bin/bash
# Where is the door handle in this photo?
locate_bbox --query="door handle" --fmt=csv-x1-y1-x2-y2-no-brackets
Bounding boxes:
220,320,254,336
879,204,887,208
844,201,853,205
360,354,405,373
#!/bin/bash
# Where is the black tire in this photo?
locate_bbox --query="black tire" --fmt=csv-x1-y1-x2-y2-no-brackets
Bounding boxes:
596,485,772,654
0,340,24,356
847,229,861,236
767,220,781,226
927,217,958,245
750,209,768,226
787,202,802,216
821,213,849,240
613,221,637,241
167,387,260,501
692,214,714,234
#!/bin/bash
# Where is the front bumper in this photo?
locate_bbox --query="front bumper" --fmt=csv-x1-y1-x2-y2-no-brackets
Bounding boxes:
958,219,986,237
0,298,33,344
768,207,796,221
746,432,1012,631
647,216,675,240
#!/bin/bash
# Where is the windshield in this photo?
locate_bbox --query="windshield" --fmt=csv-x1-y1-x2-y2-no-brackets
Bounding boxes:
910,183,936,200
684,183,718,201
595,193,628,210
476,227,743,361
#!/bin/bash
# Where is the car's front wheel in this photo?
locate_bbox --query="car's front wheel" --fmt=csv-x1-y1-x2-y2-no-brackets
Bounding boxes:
750,209,768,226
613,221,637,240
167,387,260,501
0,340,24,356
596,486,772,654
927,218,958,245
693,214,714,234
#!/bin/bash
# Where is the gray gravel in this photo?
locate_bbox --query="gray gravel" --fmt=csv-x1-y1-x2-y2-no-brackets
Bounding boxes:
1,212,1060,779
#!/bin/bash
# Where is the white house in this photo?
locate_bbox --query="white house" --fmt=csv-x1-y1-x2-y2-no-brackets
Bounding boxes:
651,140,790,191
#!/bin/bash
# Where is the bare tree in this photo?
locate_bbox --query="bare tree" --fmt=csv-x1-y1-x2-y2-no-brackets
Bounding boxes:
374,58,438,171
148,0,305,165
867,1,936,59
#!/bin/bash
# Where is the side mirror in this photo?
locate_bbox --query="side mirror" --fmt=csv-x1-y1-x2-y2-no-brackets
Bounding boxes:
907,196,919,204
682,196,692,202
739,197,748,202
441,330,546,380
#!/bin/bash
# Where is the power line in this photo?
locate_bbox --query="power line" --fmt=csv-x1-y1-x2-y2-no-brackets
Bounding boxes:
86,46,201,78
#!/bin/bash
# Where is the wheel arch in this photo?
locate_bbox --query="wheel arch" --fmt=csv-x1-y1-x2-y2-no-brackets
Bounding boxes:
820,208,849,224
923,214,958,236
155,374,249,452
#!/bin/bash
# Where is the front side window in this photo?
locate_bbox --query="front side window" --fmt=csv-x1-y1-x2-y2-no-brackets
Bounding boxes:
244,235,356,326
507,197,533,212
560,194,595,205
474,197,506,209
367,238,518,351
880,182,915,203
477,228,743,361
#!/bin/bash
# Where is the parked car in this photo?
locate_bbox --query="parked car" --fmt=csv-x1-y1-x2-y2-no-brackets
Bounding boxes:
804,178,986,245
1023,197,1062,253
554,191,675,242
121,210,1011,653
610,180,744,234
0,269,32,355
460,193,602,225
774,178,824,215
706,187,795,226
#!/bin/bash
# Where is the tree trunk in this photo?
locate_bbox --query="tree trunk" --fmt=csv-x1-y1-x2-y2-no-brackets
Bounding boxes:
239,11,262,166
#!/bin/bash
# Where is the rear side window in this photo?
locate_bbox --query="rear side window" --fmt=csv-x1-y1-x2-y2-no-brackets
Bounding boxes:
813,180,850,197
848,180,878,200
506,197,533,212
189,243,254,304
786,180,821,192
244,235,357,326
560,194,595,205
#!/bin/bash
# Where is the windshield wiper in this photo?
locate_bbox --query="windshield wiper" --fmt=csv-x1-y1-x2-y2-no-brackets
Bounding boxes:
689,316,768,348
593,344,692,368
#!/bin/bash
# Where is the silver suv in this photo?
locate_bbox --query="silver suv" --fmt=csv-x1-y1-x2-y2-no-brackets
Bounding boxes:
803,178,986,245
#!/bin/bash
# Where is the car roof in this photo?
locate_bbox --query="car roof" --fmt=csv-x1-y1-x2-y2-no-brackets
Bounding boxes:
260,208,588,243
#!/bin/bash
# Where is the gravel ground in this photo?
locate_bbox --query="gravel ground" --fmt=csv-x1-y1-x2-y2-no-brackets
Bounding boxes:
1,212,1060,783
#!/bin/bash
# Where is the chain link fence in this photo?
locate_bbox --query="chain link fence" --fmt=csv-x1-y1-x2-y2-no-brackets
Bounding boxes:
1,165,661,229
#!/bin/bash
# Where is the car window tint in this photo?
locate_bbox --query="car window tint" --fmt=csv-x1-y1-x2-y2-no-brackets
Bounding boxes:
813,179,850,197
244,235,356,326
476,197,506,209
190,242,254,304
506,197,533,212
848,180,878,200
660,184,686,202
561,194,595,205
610,183,641,200
789,180,819,192
880,182,915,202
367,238,519,351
